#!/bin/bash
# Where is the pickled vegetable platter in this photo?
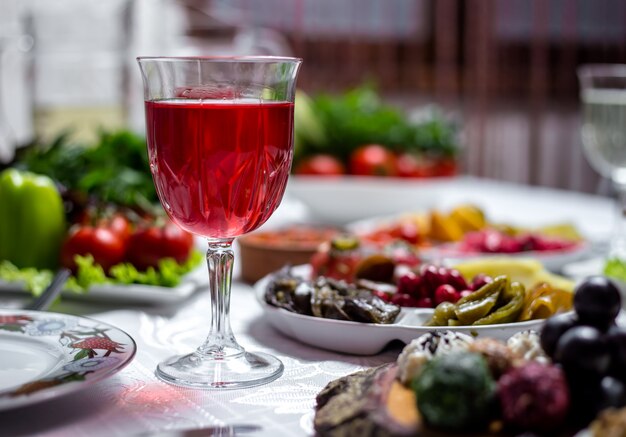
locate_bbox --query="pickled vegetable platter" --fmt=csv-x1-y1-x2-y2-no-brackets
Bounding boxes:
255,260,575,355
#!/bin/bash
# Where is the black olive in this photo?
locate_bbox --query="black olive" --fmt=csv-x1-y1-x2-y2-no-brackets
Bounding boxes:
573,276,621,331
540,312,578,358
554,325,611,376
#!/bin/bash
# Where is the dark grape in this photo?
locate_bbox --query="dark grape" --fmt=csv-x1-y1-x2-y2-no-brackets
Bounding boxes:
606,325,626,380
554,325,611,376
567,378,603,428
573,276,621,331
540,312,579,358
599,375,626,410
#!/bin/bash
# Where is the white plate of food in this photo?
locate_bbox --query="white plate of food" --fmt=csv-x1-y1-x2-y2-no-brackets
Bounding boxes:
255,264,558,355
285,175,457,225
420,242,591,273
347,207,590,272
0,309,136,411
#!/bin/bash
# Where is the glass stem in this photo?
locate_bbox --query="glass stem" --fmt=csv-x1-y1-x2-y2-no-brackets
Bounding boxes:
197,238,244,358
610,183,626,260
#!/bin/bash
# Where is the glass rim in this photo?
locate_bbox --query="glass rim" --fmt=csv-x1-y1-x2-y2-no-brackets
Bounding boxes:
577,63,626,79
137,55,302,64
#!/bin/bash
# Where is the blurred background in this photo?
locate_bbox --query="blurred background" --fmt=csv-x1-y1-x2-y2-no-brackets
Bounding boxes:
0,0,625,193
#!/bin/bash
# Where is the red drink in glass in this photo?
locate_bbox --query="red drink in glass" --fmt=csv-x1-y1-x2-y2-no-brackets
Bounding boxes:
138,56,301,389
145,100,294,238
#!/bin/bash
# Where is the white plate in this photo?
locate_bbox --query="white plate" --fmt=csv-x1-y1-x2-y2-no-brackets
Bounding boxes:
0,309,136,411
286,175,456,225
0,264,207,305
420,242,590,272
255,265,547,355
347,215,590,272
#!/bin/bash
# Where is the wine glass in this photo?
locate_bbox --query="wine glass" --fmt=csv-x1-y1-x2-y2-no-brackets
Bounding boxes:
137,56,301,389
578,65,626,260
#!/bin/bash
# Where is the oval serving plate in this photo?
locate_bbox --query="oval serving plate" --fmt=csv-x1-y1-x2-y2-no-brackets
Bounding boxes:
254,265,548,355
0,309,136,411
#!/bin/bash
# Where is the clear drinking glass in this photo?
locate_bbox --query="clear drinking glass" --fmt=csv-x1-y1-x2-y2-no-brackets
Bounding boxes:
137,56,301,389
579,65,626,259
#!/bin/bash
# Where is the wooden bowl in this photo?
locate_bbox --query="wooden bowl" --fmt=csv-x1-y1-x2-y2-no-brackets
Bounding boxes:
238,225,339,283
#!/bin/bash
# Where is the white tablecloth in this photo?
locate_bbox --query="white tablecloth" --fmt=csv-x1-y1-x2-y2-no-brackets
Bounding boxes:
0,177,616,437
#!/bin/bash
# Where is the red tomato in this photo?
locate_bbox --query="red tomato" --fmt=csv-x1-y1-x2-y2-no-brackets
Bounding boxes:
294,154,346,176
389,222,422,245
126,220,194,271
101,214,132,241
349,144,397,176
395,153,435,178
61,226,126,273
431,158,458,177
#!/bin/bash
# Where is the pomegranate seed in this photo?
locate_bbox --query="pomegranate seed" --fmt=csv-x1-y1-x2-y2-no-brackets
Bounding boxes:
447,269,469,291
434,284,459,305
372,290,391,302
397,271,421,296
391,292,412,306
459,289,473,299
471,274,493,291
415,296,433,308
421,264,442,289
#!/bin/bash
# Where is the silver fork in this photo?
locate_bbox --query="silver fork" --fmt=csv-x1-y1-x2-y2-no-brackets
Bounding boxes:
24,268,71,311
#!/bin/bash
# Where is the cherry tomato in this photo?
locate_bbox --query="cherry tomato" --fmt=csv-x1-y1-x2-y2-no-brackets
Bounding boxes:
78,209,132,243
389,221,421,245
430,158,458,177
294,154,346,176
61,226,126,273
349,144,397,176
395,153,435,178
126,220,194,271
101,214,132,242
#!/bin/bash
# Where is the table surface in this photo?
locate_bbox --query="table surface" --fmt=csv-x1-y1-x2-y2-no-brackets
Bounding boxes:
0,177,615,437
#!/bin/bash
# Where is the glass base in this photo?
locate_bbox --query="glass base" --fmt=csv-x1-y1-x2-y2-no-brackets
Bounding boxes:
156,350,284,389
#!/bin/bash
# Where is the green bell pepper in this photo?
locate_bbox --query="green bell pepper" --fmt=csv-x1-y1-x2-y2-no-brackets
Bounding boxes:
0,169,66,269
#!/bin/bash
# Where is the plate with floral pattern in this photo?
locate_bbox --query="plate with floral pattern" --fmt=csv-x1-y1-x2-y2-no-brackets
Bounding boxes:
0,309,136,411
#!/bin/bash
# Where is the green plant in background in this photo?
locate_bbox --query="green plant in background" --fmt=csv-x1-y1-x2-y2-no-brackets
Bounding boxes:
14,130,158,210
294,85,459,165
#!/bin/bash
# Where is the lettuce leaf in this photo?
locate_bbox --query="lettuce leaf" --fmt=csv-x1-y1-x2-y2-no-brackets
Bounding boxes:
0,251,203,295
0,261,54,296
604,258,626,282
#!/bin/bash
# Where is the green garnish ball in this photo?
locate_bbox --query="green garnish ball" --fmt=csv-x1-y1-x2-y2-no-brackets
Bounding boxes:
412,352,496,431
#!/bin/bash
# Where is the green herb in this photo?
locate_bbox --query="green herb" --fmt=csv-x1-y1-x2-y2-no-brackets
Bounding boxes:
14,130,158,209
604,258,626,282
0,251,203,295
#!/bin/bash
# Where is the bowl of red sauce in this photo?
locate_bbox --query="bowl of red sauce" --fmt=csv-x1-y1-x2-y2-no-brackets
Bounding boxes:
238,225,340,283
